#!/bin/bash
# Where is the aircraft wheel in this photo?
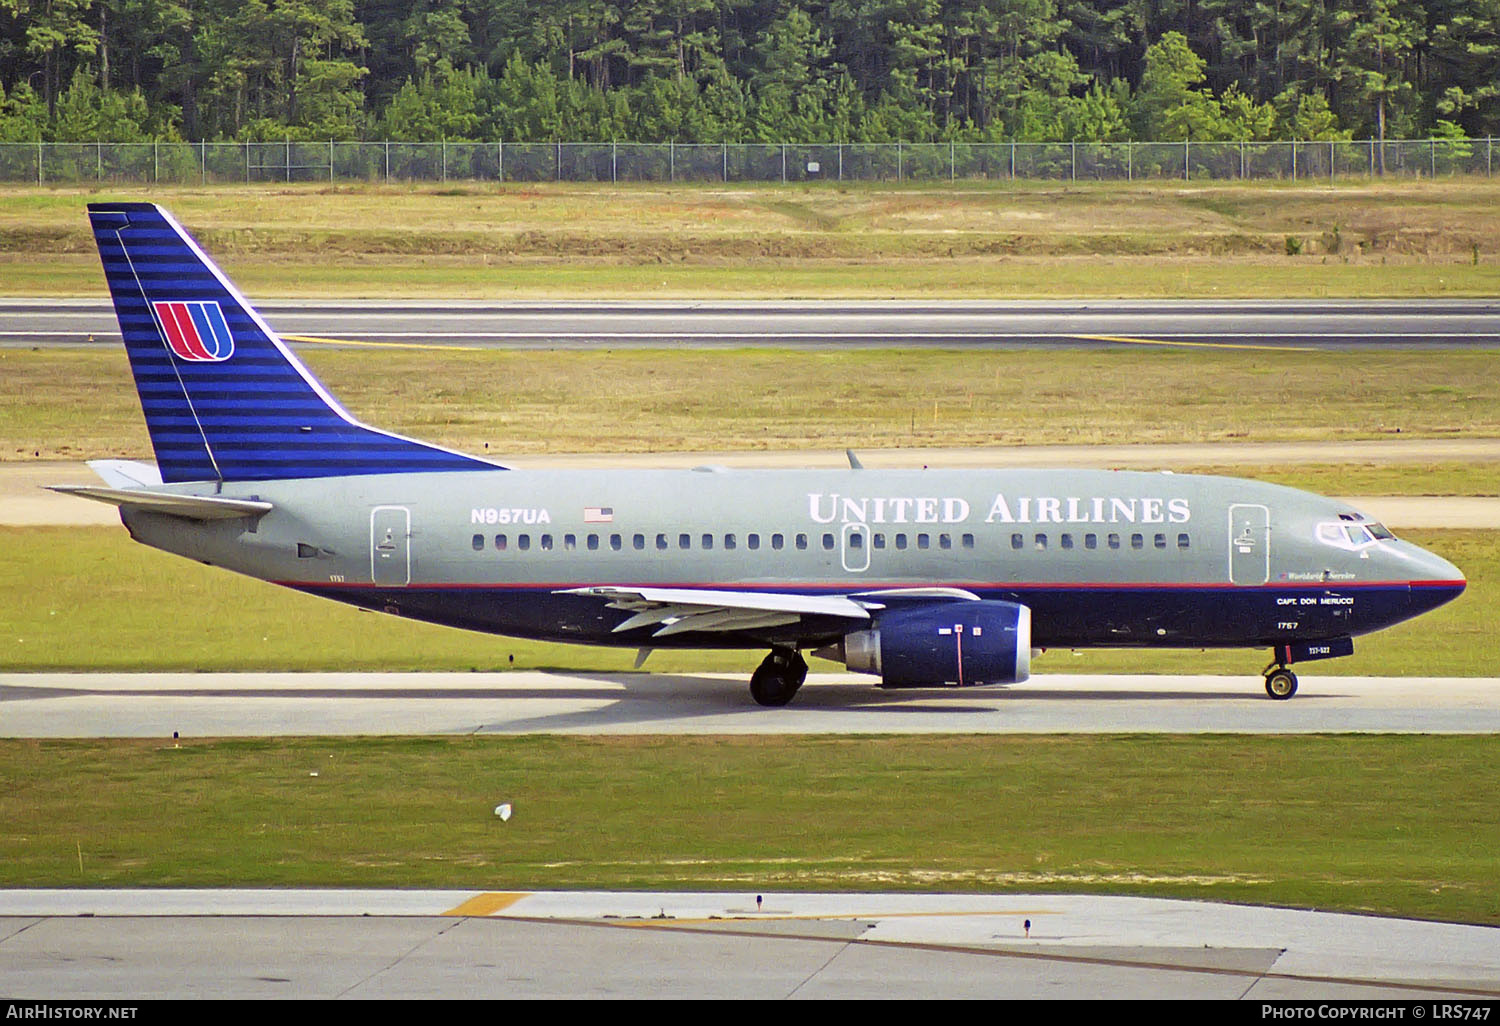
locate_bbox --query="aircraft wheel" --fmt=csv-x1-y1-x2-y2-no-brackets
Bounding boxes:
750,650,803,707
1264,668,1298,700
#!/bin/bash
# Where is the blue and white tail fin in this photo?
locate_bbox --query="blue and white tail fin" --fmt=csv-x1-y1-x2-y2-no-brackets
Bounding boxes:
88,202,504,483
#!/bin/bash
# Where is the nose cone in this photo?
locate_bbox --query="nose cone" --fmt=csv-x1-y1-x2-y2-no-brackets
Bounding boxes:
1400,542,1466,616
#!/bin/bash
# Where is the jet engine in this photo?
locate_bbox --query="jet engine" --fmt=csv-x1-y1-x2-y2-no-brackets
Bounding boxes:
821,600,1032,688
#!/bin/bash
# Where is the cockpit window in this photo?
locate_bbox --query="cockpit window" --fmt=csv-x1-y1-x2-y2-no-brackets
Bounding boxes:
1334,512,1397,541
1318,519,1392,550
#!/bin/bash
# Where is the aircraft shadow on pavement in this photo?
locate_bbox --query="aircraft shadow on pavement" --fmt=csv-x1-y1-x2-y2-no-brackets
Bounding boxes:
1,675,1334,738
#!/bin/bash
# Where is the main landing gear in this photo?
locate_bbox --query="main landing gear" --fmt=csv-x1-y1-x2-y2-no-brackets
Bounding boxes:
750,648,808,707
1263,661,1299,700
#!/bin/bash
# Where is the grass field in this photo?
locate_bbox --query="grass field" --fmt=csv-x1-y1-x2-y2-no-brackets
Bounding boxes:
1,527,1488,675
5,734,1496,924
5,179,1500,298
5,347,1500,463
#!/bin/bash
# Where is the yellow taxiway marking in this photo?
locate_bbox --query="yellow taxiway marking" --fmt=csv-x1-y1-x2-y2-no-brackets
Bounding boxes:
281,333,483,352
1076,333,1307,352
443,892,529,917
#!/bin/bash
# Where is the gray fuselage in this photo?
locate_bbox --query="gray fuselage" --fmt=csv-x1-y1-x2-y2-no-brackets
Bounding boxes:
120,466,1464,654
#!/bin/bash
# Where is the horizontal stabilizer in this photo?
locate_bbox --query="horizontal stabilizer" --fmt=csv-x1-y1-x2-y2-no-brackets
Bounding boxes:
48,485,272,521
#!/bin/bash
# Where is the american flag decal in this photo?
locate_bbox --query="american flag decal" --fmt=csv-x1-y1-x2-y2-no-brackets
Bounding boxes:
583,506,614,523
153,300,234,361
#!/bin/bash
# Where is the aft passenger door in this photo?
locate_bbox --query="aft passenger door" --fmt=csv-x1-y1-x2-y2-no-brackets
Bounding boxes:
1228,504,1269,585
371,505,411,586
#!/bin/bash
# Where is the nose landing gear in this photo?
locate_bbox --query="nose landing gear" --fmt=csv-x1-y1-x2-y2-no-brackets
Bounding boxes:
1263,662,1299,700
750,648,808,707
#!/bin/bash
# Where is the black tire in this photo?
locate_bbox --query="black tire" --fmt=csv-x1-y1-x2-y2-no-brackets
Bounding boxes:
1265,668,1298,700
750,650,804,707
750,663,798,707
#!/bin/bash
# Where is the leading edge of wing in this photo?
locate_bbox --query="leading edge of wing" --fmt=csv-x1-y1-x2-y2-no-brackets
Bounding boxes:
557,585,980,639
561,585,873,638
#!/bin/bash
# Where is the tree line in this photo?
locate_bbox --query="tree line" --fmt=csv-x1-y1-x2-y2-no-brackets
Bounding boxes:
1,1,1497,145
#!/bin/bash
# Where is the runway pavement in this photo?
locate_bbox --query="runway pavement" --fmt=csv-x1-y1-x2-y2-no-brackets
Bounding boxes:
5,297,1500,349
4,890,1498,999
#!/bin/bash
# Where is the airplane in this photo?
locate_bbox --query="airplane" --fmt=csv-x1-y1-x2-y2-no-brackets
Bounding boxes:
55,201,1466,706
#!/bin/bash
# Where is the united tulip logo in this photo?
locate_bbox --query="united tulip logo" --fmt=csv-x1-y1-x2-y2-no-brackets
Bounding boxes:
153,300,234,361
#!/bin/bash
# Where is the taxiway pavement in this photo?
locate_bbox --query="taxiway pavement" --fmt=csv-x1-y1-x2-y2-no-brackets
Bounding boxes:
4,890,1498,999
5,671,1499,736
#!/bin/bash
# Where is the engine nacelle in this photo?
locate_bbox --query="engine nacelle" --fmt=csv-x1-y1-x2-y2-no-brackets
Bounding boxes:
836,601,1031,688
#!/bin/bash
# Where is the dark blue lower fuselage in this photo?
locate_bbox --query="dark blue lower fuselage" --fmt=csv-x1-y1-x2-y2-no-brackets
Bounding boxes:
289,578,1462,653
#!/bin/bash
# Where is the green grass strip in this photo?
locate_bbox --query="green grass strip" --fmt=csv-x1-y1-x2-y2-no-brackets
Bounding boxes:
4,734,1496,925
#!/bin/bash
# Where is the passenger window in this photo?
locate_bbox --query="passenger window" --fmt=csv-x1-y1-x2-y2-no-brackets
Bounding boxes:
896,534,908,550
1084,533,1097,550
1034,533,1047,550
632,534,644,550
1154,533,1166,550
796,534,808,550
1131,534,1144,550
1108,534,1121,550
725,534,737,550
1177,533,1190,550
540,534,553,551
587,534,599,551
917,534,930,549
679,533,691,549
656,534,668,550
495,534,507,551
1060,534,1074,550
939,534,951,550
962,534,974,549
849,532,863,549
748,534,760,550
1011,533,1023,550
563,534,576,550
702,534,714,550
822,533,835,550
771,533,784,550
610,534,622,551
873,534,886,549
518,535,531,551
471,534,484,551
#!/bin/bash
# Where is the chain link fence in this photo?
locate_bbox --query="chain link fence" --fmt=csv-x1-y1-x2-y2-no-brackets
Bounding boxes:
2,138,1494,184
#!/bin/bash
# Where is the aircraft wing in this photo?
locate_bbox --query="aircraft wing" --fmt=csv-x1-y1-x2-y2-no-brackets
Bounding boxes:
47,486,273,521
557,585,984,639
558,585,879,638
